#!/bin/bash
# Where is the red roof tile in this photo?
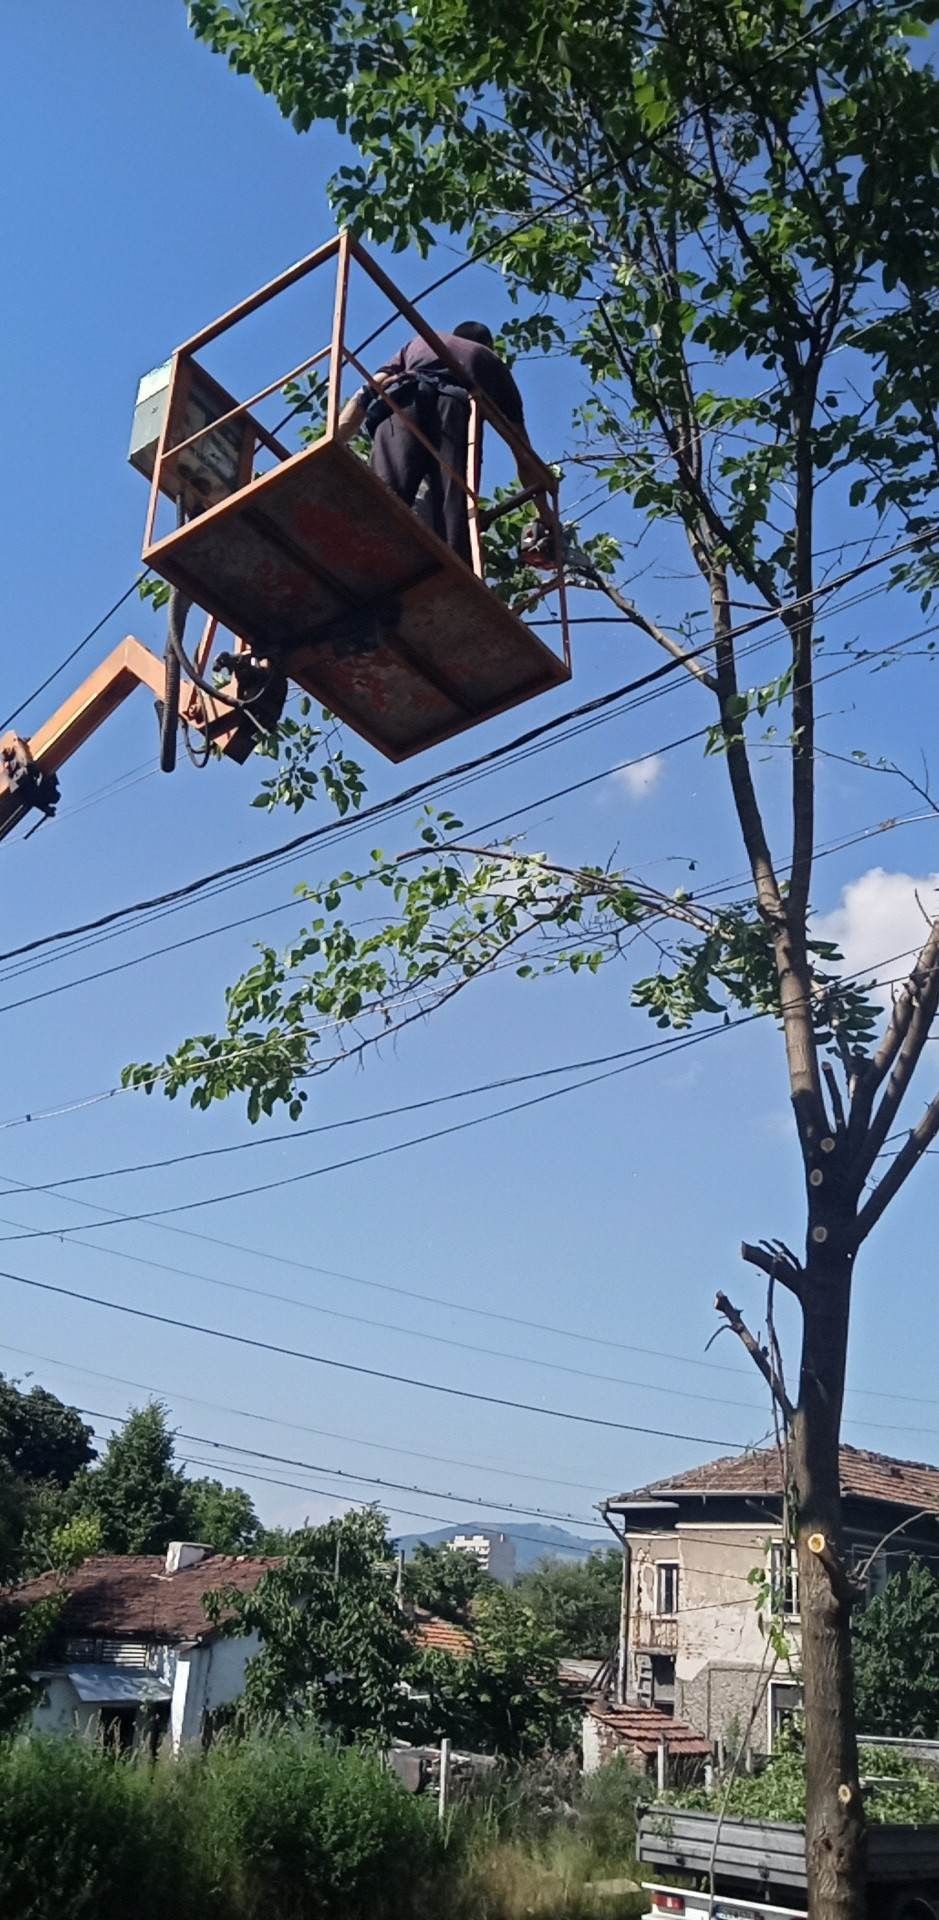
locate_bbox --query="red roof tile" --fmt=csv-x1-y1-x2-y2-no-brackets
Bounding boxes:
588,1702,711,1757
412,1611,474,1657
3,1554,280,1645
609,1444,939,1513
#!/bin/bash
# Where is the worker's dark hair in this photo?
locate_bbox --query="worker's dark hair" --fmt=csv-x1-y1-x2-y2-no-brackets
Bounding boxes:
453,320,495,349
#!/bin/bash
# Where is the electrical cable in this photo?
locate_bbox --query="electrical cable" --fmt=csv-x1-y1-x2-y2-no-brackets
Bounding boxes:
0,1338,610,1495
0,1260,758,1449
3,519,932,968
0,1018,748,1247
74,1404,605,1530
0,554,924,997
0,575,151,734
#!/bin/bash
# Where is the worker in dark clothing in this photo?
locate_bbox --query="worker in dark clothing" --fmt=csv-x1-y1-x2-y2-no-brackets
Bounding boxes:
337,321,547,567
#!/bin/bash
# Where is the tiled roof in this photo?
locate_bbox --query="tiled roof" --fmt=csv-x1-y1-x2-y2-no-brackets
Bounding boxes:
3,1554,280,1645
587,1701,711,1757
608,1444,939,1513
412,1610,474,1657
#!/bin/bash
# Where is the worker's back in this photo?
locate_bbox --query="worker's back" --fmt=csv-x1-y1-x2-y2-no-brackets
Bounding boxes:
378,332,526,430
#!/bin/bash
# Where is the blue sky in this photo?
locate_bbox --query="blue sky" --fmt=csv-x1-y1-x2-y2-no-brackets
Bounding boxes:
2,4,939,1550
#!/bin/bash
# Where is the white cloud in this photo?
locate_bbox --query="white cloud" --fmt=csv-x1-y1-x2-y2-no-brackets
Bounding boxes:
813,867,939,1004
615,753,664,799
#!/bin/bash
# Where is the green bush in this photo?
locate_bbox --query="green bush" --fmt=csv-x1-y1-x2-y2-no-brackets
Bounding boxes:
577,1753,644,1864
0,1731,451,1920
189,1732,448,1918
664,1735,939,1826
0,1736,199,1919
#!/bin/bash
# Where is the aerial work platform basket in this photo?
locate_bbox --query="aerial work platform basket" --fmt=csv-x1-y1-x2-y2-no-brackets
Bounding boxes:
131,231,571,762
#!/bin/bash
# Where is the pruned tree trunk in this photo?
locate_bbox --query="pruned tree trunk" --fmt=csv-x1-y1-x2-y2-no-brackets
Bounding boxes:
792,1231,866,1920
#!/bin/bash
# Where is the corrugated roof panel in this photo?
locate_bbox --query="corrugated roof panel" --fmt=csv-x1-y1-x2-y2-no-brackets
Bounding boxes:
67,1667,172,1706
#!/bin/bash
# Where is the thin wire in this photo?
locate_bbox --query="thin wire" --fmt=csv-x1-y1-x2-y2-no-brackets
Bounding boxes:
0,559,922,998
3,520,932,969
0,1338,609,1495
75,1405,605,1531
0,1262,758,1449
0,1019,747,1247
0,575,151,733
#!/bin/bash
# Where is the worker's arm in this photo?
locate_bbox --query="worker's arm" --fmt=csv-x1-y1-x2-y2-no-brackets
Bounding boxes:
514,427,551,524
335,363,398,444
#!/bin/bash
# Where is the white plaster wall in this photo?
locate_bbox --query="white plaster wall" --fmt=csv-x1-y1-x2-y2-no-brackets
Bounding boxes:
582,1713,604,1775
30,1674,97,1738
203,1631,262,1711
170,1633,260,1751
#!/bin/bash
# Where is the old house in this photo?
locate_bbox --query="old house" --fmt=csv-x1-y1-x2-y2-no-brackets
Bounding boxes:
8,1542,278,1753
8,1547,475,1756
599,1444,939,1757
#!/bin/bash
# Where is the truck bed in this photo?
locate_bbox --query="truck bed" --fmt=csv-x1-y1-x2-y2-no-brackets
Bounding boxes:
638,1807,939,1894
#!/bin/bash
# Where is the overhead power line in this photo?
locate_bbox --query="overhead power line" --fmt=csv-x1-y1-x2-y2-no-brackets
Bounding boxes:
0,576,151,734
0,937,923,1253
0,1338,607,1495
0,562,925,1011
3,520,932,971
81,1417,602,1555
0,1019,748,1249
0,1261,758,1450
76,1405,605,1531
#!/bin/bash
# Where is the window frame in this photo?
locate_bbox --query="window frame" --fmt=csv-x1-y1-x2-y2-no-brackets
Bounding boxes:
769,1540,800,1619
655,1560,680,1617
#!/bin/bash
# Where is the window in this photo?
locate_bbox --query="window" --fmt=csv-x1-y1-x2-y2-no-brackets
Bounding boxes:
768,1680,803,1749
656,1562,679,1616
770,1541,800,1618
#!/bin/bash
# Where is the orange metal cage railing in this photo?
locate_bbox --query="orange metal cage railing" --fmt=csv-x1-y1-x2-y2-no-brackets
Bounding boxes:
138,231,572,762
143,230,570,652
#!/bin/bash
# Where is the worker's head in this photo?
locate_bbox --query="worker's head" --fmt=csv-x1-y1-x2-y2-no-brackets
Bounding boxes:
453,320,495,349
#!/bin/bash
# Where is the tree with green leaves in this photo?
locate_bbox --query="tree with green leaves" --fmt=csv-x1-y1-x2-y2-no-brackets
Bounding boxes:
853,1560,939,1740
515,1550,621,1656
0,1377,93,1491
131,4,939,1912
184,1477,262,1554
0,1377,94,1580
0,1515,102,1735
414,1584,571,1758
69,1404,200,1556
205,1507,413,1745
402,1541,489,1621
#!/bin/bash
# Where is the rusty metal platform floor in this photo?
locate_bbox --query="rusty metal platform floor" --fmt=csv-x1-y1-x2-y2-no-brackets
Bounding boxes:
143,438,570,760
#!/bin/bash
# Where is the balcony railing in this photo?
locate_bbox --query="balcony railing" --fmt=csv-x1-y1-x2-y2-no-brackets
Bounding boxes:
634,1615,678,1652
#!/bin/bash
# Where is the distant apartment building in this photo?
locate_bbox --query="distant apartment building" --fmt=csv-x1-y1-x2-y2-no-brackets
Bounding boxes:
451,1530,516,1584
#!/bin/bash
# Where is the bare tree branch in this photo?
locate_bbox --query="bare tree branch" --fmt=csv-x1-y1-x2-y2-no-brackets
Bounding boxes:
571,554,718,689
714,1289,795,1419
853,1508,939,1587
851,919,939,1182
822,1060,847,1133
855,1088,939,1244
741,1239,804,1300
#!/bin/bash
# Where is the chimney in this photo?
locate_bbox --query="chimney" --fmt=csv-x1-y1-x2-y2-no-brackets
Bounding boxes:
165,1541,212,1575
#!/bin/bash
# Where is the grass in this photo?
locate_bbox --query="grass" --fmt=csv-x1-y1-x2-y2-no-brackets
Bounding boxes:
0,1730,647,1920
451,1749,647,1920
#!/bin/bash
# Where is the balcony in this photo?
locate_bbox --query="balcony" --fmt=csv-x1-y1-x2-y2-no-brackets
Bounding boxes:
634,1615,678,1652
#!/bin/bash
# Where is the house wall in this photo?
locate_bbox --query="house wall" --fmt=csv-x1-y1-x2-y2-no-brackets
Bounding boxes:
31,1673,98,1739
170,1631,261,1751
29,1632,257,1755
628,1526,799,1755
582,1712,658,1777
